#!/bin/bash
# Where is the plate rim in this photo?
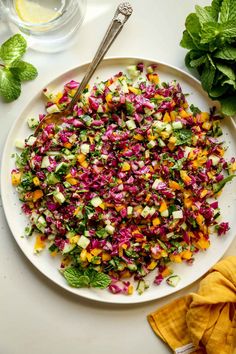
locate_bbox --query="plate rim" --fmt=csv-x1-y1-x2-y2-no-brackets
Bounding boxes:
1,55,236,304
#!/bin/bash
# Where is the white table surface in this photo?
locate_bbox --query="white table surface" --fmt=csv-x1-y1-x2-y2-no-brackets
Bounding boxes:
0,1,236,354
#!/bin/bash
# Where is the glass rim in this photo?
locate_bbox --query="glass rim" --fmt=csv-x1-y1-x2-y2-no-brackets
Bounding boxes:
0,0,84,28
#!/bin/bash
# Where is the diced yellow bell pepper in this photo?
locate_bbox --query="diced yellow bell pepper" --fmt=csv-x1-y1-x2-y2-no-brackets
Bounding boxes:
159,200,167,213
147,260,157,270
32,189,43,202
11,171,22,186
121,162,130,171
33,176,40,186
163,112,171,123
133,134,144,141
91,248,102,256
152,217,161,226
77,153,86,163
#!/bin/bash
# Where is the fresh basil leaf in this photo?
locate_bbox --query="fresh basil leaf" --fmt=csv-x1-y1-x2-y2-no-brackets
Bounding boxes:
216,62,236,80
195,5,215,25
0,67,21,101
63,267,90,288
180,30,197,50
174,129,193,146
0,34,26,65
213,174,236,193
220,95,236,115
220,0,236,23
214,45,236,60
10,60,38,81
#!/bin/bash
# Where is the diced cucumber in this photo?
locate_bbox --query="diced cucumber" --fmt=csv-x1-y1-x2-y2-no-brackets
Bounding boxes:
152,179,162,189
147,140,157,149
105,224,115,235
152,120,165,131
209,155,220,166
77,235,90,249
53,191,65,204
172,121,183,130
91,196,103,207
46,104,60,114
62,243,76,254
127,65,140,79
36,215,46,233
15,139,25,149
141,206,150,218
27,116,39,129
84,230,90,237
127,263,137,271
165,123,172,133
41,156,50,168
126,119,136,130
27,136,37,146
127,206,133,216
166,275,180,287
158,138,166,147
161,209,169,217
172,210,183,219
81,143,90,154
149,207,156,216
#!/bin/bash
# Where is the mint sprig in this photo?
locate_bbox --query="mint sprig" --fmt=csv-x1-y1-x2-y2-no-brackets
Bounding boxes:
0,34,38,102
180,0,236,116
63,267,111,289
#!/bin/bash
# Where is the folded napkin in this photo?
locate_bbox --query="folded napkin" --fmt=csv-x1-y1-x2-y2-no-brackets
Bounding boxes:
147,256,236,354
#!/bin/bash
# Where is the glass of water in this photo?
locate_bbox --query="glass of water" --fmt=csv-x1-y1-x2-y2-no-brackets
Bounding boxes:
0,0,87,52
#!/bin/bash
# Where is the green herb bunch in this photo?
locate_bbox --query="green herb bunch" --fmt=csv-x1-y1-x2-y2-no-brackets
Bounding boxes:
180,0,236,116
0,34,38,102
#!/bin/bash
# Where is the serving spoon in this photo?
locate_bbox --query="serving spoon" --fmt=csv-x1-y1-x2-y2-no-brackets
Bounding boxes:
35,2,133,135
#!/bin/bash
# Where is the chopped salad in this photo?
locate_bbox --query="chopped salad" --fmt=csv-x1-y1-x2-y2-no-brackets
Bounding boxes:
12,63,236,295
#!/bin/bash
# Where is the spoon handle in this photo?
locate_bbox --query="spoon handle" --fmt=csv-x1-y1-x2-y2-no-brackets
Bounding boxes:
67,2,133,110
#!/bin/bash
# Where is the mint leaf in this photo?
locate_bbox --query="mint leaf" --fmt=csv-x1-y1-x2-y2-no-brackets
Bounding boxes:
180,30,196,50
220,20,236,38
195,5,215,25
87,270,111,289
200,22,221,44
216,62,236,80
213,174,236,193
63,267,90,288
212,0,223,19
190,55,206,68
209,85,228,97
0,34,26,65
220,95,236,115
0,67,21,101
185,13,201,44
220,0,236,22
10,60,38,81
214,45,236,59
200,59,216,91
222,78,236,89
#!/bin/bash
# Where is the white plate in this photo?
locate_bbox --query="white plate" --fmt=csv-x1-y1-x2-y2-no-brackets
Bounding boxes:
1,57,236,304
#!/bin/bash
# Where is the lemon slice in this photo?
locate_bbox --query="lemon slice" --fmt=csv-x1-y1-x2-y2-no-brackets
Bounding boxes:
15,0,59,24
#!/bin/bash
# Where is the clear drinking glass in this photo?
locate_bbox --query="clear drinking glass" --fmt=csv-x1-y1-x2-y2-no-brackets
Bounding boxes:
0,0,87,52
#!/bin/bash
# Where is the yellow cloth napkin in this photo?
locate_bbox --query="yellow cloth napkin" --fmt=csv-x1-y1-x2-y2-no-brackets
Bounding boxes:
147,256,236,354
